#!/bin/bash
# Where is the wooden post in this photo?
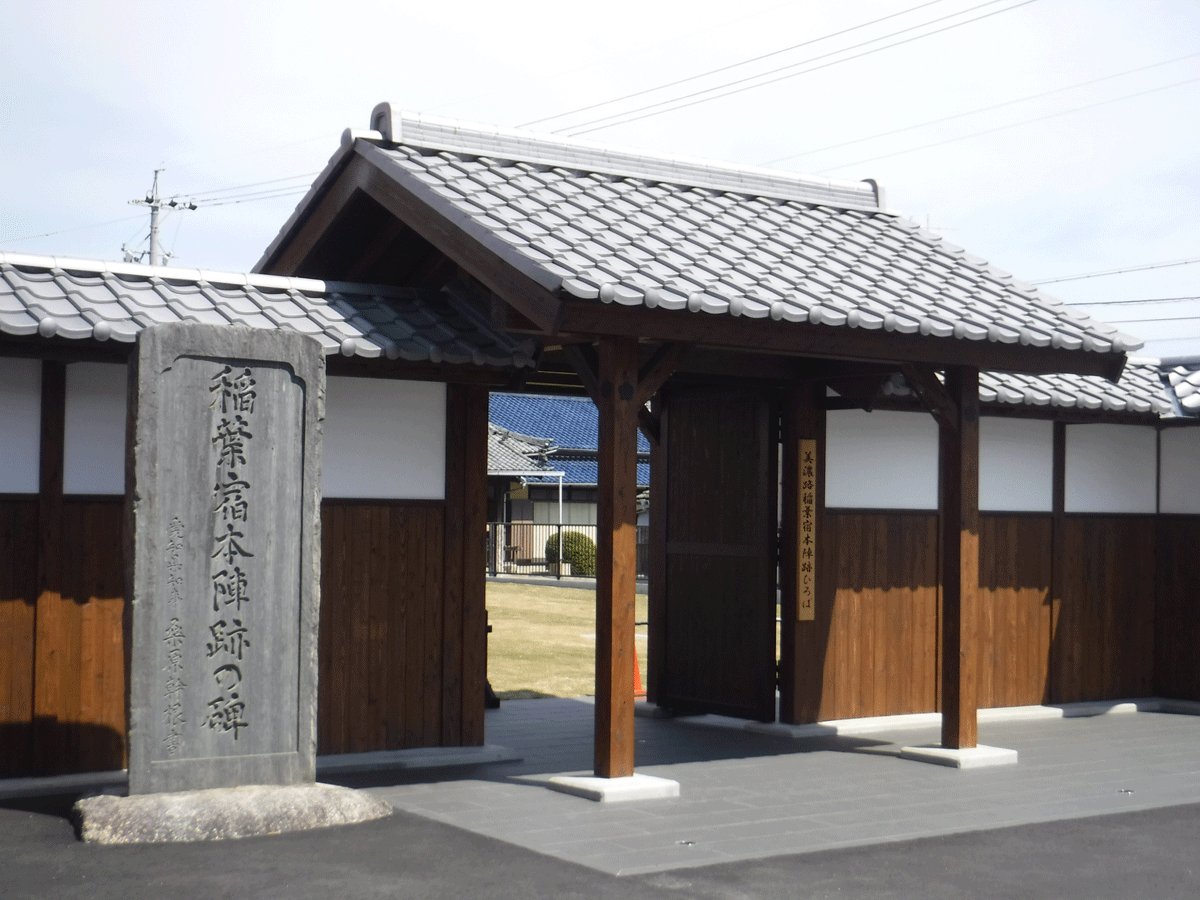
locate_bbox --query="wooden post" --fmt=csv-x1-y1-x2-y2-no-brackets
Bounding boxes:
646,392,667,704
594,336,639,778
779,382,825,724
32,360,66,773
940,366,980,749
1048,420,1066,703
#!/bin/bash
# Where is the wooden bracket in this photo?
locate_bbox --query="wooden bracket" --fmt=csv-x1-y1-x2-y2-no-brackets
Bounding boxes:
634,343,689,407
565,343,602,406
637,407,660,447
901,363,959,431
823,374,889,411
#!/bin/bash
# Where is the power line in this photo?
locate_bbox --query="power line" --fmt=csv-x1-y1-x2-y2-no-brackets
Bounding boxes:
437,0,800,120
563,0,1039,136
202,189,309,208
0,213,146,246
1033,255,1200,285
520,0,949,128
814,73,1200,173
762,51,1200,166
1098,315,1200,324
1066,296,1200,306
173,172,319,200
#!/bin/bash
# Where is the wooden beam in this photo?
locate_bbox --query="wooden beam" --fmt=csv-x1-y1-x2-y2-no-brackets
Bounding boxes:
901,363,959,431
594,336,640,778
939,366,980,749
555,302,1126,380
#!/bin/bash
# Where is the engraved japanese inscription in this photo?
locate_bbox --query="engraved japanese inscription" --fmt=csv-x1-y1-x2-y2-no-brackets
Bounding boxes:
797,439,817,622
129,323,323,795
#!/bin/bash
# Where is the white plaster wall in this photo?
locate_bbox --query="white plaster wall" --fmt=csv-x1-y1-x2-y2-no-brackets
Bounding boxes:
1064,424,1157,513
979,417,1053,512
825,409,939,509
64,362,127,495
0,357,41,493
322,377,446,499
1160,428,1200,514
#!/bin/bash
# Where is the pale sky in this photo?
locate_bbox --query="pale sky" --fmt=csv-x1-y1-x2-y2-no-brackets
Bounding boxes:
3,0,1198,359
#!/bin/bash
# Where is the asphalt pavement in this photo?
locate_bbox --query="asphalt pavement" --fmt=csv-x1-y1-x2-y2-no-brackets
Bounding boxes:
4,699,1200,899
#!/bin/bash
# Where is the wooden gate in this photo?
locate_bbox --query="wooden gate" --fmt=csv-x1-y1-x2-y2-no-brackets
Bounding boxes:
651,385,779,721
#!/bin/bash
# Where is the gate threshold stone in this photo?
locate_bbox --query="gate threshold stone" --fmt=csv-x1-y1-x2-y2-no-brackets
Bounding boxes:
546,773,680,802
898,744,1019,769
74,783,390,844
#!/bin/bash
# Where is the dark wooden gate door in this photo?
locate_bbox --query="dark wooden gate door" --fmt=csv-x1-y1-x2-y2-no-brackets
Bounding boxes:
654,385,778,721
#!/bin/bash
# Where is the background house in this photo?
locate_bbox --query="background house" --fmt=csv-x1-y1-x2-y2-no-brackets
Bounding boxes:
489,393,650,527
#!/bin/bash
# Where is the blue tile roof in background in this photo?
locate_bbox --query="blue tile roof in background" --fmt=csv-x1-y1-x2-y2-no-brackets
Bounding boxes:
489,393,651,453
525,457,650,488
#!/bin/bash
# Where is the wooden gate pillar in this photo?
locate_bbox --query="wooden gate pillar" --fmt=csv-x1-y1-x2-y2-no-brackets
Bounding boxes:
594,336,640,777
780,382,826,724
940,366,980,749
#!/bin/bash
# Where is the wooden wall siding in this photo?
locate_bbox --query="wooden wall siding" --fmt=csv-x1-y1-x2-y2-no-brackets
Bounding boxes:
318,501,445,755
0,498,128,777
0,498,38,777
38,498,128,774
1154,516,1200,700
1052,516,1156,703
317,384,488,756
976,515,1053,710
808,512,940,722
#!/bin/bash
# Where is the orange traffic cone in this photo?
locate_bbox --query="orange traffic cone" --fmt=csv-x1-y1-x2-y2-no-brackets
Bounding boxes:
634,648,646,698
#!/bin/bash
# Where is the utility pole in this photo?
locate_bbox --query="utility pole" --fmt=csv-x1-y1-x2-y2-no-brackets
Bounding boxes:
127,170,196,265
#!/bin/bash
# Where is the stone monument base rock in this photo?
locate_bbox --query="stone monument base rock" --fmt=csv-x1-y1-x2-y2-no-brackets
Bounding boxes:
74,782,390,844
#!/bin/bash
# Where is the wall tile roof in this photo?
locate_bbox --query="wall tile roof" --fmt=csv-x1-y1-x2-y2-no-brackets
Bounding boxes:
0,252,535,368
979,363,1175,416
1165,365,1200,415
879,359,1193,418
319,110,1143,360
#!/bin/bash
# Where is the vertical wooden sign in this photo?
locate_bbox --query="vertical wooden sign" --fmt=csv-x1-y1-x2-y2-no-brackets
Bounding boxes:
798,438,816,621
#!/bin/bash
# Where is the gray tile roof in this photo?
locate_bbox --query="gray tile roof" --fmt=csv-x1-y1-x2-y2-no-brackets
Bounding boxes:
879,360,1192,417
0,251,536,368
979,363,1174,416
488,424,557,475
287,108,1143,358
1165,365,1200,415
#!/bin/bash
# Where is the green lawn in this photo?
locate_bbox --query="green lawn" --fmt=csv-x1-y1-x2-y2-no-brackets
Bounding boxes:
486,581,648,699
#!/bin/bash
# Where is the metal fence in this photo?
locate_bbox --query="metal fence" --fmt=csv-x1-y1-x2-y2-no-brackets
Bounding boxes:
486,522,649,579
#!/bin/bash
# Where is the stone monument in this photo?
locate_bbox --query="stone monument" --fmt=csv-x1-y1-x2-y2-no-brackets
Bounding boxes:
127,322,324,795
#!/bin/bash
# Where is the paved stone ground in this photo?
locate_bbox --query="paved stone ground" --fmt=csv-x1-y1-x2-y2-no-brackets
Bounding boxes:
346,698,1200,876
4,699,1200,898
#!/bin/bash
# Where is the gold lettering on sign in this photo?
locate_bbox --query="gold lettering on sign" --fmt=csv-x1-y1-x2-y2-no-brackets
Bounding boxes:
797,439,816,622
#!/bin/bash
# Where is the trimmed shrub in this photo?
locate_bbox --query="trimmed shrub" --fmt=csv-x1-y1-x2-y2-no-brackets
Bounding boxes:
544,530,597,576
